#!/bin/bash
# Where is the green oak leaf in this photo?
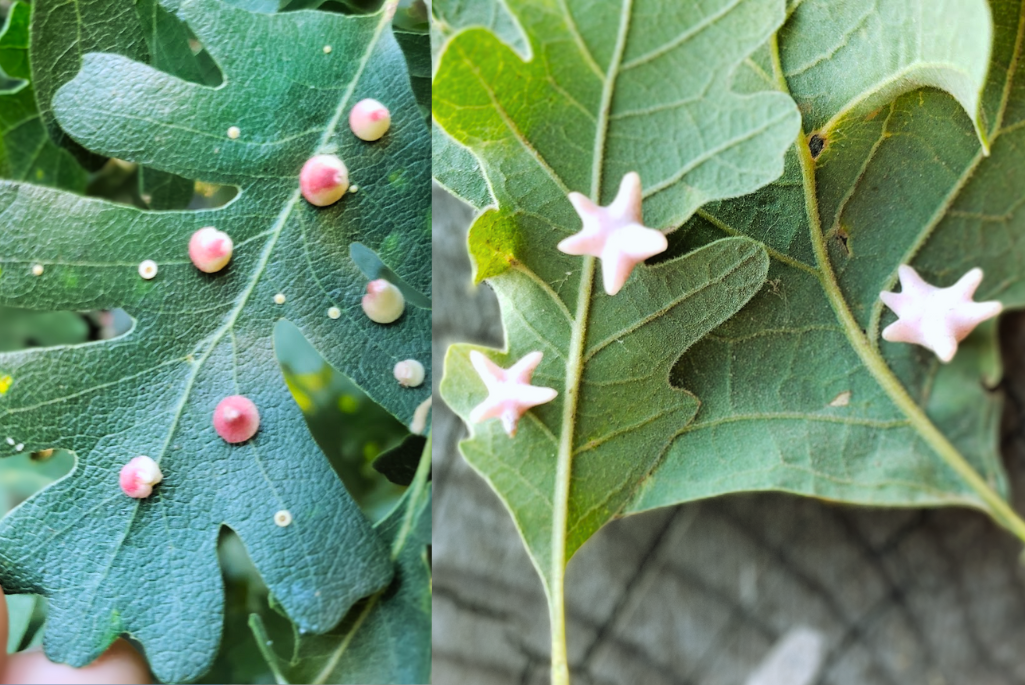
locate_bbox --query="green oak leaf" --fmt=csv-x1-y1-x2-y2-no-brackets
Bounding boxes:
0,2,88,191
30,0,150,167
0,1,430,681
429,0,527,210
626,0,1025,529
250,437,431,685
435,0,801,676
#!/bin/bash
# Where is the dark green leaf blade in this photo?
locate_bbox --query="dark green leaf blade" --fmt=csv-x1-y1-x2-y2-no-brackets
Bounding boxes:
630,0,1015,520
251,439,431,685
30,0,150,166
0,1,429,680
0,2,88,191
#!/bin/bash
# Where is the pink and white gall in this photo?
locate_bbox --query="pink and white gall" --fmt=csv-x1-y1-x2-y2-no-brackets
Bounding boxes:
469,351,557,437
558,172,668,295
189,227,233,273
214,395,261,444
300,154,349,207
349,99,391,141
879,265,1003,363
362,279,405,324
119,456,163,499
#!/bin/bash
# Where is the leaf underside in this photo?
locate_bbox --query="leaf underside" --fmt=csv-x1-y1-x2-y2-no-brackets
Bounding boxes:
0,1,430,681
435,0,800,588
435,0,1015,592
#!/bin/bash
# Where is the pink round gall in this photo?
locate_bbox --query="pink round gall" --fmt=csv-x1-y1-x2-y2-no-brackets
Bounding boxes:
214,395,261,444
361,279,405,324
189,227,233,273
300,154,349,207
349,99,391,141
120,455,163,499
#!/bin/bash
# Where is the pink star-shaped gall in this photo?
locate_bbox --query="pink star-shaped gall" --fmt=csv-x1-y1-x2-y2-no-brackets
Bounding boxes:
879,265,1002,363
469,351,557,437
558,172,668,295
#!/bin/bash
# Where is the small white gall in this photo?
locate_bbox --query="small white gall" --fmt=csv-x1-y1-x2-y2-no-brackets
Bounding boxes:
138,260,158,280
14,443,23,452
328,307,341,320
189,227,233,273
349,99,391,142
323,45,332,54
214,395,261,444
394,359,425,388
274,293,286,305
31,264,43,276
227,126,241,139
361,279,405,324
300,154,350,207
4,438,13,446
120,455,163,499
274,510,293,527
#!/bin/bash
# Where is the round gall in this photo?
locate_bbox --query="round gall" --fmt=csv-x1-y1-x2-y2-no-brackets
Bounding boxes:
349,99,391,142
120,456,163,499
189,227,233,273
214,395,261,444
394,359,425,388
361,279,405,324
300,154,349,207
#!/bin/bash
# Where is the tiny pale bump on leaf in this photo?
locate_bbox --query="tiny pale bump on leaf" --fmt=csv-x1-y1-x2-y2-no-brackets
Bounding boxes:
273,293,286,305
119,456,163,499
31,264,43,276
349,98,391,142
394,359,425,387
300,154,349,206
189,227,233,274
213,395,260,444
328,307,341,319
361,279,404,324
138,260,158,280
274,510,293,527
323,45,332,54
227,126,240,139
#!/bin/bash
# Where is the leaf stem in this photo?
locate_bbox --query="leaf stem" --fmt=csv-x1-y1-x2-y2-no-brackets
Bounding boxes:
551,256,595,685
769,36,1025,543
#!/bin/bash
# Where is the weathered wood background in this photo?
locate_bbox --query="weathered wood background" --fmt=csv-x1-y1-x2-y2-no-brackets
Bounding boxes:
433,184,1025,685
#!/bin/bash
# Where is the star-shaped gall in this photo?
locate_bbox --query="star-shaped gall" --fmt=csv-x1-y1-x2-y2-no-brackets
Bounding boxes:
558,172,668,295
469,351,557,437
879,265,1002,363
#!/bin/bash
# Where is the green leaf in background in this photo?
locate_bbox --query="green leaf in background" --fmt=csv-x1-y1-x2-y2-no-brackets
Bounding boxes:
29,0,150,167
5,593,39,653
251,439,431,685
0,0,430,681
0,2,88,191
435,0,800,678
0,307,90,352
629,0,1025,535
429,0,527,210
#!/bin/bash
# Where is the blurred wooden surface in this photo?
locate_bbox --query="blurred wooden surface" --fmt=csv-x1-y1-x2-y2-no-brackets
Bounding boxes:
433,184,1025,685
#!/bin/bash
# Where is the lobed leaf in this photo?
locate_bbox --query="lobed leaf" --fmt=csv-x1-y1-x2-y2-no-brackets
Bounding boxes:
435,0,798,591
0,1,430,681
